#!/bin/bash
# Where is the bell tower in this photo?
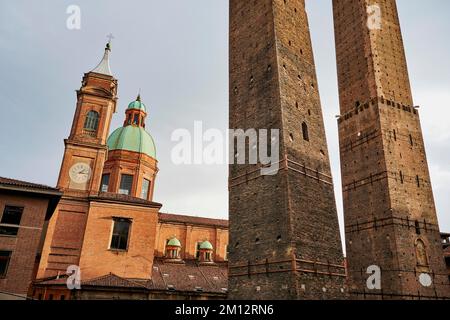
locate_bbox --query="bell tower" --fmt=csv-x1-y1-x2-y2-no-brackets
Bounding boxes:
58,42,118,195
37,43,118,278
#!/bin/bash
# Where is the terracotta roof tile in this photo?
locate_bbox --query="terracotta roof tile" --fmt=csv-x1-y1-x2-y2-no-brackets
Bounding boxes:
0,176,59,192
91,192,162,207
81,273,149,289
159,213,228,228
76,259,228,295
150,258,228,294
34,274,69,286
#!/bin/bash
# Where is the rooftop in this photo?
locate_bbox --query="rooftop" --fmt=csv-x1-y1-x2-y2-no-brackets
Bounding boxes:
35,259,228,296
159,213,228,228
0,177,62,219
90,192,162,208
0,176,59,193
150,258,227,294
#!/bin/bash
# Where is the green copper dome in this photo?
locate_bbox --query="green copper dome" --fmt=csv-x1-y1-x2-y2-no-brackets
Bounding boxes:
107,126,156,159
199,241,213,250
167,238,181,247
127,97,147,112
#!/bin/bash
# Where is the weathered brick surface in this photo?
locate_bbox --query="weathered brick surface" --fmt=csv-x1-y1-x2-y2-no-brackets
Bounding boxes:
36,54,230,298
38,70,118,279
155,220,228,261
0,194,50,296
229,0,346,299
37,199,89,278
333,0,450,299
102,150,158,201
79,201,160,280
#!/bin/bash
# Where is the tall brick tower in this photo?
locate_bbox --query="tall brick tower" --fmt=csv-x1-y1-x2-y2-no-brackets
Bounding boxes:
229,0,347,299
38,43,118,278
333,0,450,299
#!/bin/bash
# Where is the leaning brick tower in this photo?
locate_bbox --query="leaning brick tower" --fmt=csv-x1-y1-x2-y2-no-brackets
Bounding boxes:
228,0,347,299
333,0,450,299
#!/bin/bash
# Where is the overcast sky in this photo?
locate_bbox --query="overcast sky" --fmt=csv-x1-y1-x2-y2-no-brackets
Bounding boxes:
0,1,449,245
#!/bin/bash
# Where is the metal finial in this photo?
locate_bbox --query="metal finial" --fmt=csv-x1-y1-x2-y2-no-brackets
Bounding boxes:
137,88,142,102
91,38,113,75
106,33,115,50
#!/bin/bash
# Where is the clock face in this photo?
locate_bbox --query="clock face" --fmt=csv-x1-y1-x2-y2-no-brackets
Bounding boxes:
69,162,92,184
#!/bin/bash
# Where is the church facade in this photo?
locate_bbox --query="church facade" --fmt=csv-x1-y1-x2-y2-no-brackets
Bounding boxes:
30,43,228,300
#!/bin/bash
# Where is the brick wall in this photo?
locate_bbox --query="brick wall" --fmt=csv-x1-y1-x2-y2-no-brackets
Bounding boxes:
334,0,450,299
155,221,228,261
78,201,159,280
0,194,50,297
229,0,346,299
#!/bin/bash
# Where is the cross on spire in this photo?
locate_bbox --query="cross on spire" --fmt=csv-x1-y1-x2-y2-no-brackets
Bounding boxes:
105,34,114,51
137,88,142,102
107,33,115,43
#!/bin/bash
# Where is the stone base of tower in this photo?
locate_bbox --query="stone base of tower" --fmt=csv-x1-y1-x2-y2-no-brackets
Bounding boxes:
347,270,450,300
347,281,450,300
344,214,450,300
228,255,348,300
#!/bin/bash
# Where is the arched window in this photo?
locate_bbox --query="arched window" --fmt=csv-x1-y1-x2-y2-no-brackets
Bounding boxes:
302,122,309,142
84,111,99,131
415,239,428,267
415,220,421,235
133,114,139,125
205,251,212,262
195,242,202,259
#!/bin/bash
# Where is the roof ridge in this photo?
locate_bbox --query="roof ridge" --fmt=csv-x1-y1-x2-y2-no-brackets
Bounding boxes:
0,176,57,190
82,273,149,289
159,213,229,226
160,212,227,221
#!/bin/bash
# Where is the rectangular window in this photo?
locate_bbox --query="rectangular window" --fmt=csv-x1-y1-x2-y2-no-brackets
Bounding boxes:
140,179,151,200
0,206,24,236
119,175,133,195
0,251,12,278
100,174,110,193
415,220,421,235
196,242,201,259
110,218,131,251
205,252,211,261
